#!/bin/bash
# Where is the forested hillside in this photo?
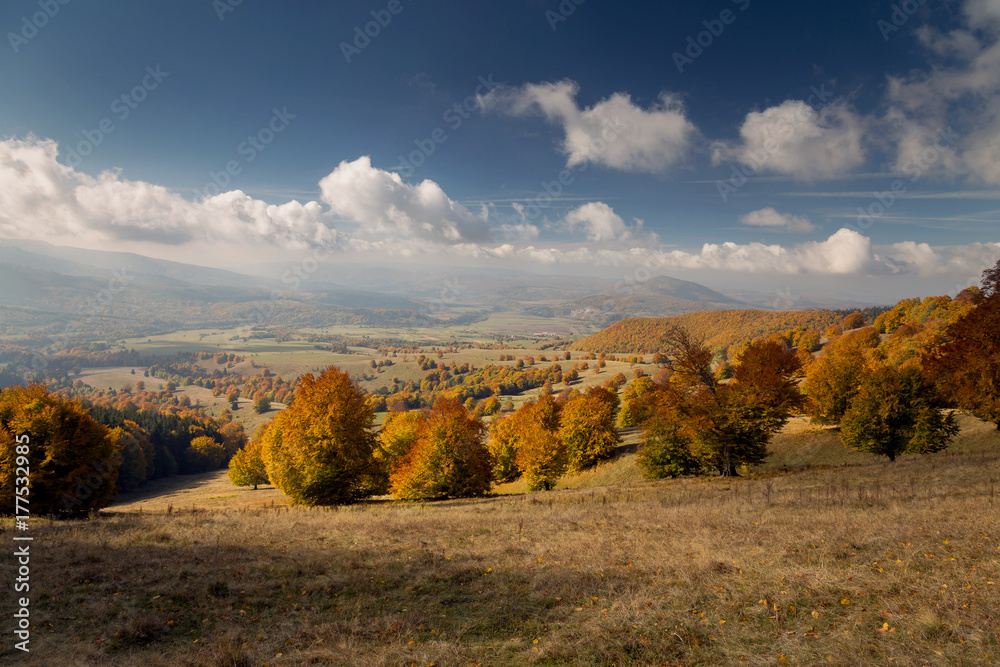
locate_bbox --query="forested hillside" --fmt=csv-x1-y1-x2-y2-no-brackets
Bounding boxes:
572,309,850,353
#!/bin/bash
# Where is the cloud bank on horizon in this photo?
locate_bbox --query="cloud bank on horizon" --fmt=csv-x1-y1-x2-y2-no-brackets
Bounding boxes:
0,0,999,289
1,135,997,281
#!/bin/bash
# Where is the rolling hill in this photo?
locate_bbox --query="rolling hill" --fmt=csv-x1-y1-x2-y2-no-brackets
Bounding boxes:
521,275,747,322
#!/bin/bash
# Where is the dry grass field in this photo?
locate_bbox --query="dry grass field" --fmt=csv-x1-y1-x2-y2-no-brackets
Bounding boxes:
2,415,998,665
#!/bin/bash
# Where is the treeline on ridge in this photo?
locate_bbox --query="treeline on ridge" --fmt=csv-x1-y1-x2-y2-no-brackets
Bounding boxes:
572,309,865,354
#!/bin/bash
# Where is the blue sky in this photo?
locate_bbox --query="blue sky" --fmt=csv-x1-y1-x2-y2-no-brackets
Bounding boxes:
1,0,999,301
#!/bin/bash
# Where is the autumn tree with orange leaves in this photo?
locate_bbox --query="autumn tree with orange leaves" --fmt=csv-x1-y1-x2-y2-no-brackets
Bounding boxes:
1,384,119,517
641,327,803,477
378,410,427,477
560,386,622,471
803,327,881,425
390,397,492,500
488,410,525,483
924,260,1000,428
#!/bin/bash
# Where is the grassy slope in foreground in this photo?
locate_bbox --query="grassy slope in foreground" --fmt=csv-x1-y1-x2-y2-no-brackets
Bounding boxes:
3,415,997,665
573,309,844,353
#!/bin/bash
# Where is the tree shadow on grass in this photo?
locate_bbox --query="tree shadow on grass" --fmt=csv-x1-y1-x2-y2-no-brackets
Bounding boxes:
7,515,693,665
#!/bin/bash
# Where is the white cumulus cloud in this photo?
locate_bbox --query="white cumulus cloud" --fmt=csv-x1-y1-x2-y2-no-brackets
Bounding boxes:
965,0,1000,27
446,228,1000,279
563,202,634,241
712,101,867,180
740,207,817,233
318,156,490,244
0,136,337,249
480,80,697,173
884,0,1000,184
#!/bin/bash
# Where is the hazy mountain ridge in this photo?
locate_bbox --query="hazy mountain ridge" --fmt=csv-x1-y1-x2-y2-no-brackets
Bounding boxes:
0,242,875,340
0,261,431,340
520,275,746,323
0,240,429,315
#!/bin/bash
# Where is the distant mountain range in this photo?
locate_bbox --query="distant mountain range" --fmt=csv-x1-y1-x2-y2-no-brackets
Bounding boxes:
0,240,876,338
0,240,427,318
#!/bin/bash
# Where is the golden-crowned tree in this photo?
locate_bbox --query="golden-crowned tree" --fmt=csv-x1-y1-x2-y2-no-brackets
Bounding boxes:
390,397,492,500
0,384,120,518
559,386,622,471
841,311,866,330
803,327,880,425
513,395,567,491
228,439,269,490
487,411,523,483
618,376,658,427
261,367,381,505
219,421,249,459
252,393,271,414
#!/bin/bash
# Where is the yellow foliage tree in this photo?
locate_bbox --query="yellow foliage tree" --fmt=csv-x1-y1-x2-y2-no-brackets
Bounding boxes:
261,367,381,505
513,395,567,491
188,436,225,472
219,421,249,458
378,410,426,476
228,439,269,489
560,387,622,471
804,327,880,425
487,412,522,483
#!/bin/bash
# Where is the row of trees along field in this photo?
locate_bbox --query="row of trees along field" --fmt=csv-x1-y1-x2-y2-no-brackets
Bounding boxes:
227,332,806,502
227,365,626,502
